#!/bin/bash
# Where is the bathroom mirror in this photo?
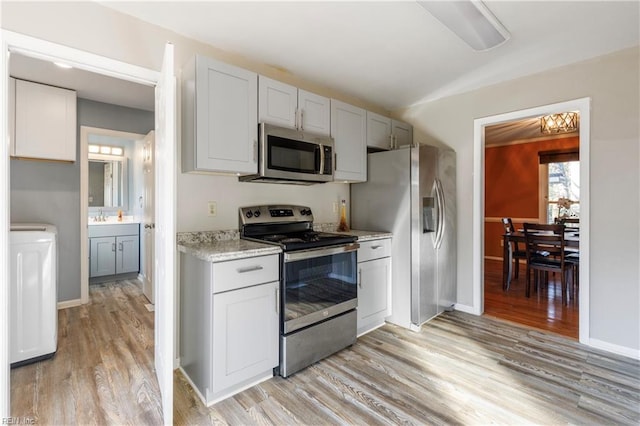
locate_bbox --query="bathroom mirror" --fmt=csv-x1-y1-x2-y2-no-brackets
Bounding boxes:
88,154,128,210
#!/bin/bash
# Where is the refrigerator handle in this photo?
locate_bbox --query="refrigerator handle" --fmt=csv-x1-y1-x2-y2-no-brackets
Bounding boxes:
435,178,445,249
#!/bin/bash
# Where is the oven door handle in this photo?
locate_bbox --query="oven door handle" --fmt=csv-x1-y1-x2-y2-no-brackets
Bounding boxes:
284,243,360,262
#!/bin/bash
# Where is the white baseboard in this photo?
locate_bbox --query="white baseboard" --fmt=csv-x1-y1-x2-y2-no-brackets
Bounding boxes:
588,338,640,360
57,298,83,310
454,303,480,315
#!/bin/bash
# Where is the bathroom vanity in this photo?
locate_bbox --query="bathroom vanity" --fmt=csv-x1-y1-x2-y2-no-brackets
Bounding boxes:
88,222,139,278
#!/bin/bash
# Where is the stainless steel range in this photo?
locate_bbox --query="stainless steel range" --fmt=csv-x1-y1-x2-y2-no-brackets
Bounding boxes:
239,205,359,377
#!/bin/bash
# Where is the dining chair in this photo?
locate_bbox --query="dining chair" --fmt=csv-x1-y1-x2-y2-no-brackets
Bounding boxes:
565,251,579,300
502,217,526,290
558,217,580,228
523,223,573,305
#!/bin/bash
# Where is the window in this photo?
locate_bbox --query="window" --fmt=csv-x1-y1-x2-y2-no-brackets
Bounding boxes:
539,148,579,224
547,161,580,223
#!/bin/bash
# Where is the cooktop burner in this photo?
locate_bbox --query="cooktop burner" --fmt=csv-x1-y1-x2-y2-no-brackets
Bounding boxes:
250,231,355,251
239,205,357,251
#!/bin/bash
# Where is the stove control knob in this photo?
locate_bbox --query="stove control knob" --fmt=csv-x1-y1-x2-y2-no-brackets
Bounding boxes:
253,210,261,218
245,210,253,219
300,209,308,216
306,209,312,216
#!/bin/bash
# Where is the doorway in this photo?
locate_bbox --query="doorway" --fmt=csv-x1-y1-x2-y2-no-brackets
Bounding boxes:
80,126,155,305
1,30,175,422
472,98,591,345
482,121,580,338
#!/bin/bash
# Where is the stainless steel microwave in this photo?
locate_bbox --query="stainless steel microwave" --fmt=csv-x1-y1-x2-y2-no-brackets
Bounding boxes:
239,123,334,184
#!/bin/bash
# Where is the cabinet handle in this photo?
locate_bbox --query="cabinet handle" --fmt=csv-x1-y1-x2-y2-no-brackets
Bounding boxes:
236,265,263,274
300,109,304,130
275,287,280,314
358,269,362,288
334,153,337,170
253,139,258,162
118,242,123,251
371,245,383,250
389,134,394,150
112,243,116,252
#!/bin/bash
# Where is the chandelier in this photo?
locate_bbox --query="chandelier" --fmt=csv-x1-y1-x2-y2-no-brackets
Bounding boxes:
540,112,579,134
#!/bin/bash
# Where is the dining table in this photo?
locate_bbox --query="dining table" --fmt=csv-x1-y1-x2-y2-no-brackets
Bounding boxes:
502,229,579,290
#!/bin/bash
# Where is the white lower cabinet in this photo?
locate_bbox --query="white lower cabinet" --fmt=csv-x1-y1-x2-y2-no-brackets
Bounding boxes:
88,224,140,278
180,252,279,406
357,239,392,335
212,281,279,393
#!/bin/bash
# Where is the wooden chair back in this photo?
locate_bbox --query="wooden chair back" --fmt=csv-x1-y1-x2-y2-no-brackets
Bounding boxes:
501,217,516,234
523,223,573,304
523,223,566,266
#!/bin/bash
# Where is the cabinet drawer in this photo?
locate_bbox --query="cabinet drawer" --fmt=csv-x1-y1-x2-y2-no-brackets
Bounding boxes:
212,254,279,293
358,238,391,262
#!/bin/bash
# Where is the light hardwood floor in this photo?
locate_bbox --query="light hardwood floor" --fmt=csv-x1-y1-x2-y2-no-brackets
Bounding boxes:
10,279,163,425
12,280,638,425
175,312,639,425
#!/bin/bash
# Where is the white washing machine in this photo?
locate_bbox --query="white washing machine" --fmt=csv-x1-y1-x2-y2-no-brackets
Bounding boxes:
10,223,58,366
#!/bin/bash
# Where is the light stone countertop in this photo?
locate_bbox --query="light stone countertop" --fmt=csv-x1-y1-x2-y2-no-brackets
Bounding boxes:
178,239,281,263
176,225,391,263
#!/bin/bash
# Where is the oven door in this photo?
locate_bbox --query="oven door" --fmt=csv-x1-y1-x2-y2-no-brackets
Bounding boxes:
282,243,359,334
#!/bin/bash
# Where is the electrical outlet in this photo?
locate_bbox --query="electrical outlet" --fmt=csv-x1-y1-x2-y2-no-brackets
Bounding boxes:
333,202,339,213
208,201,217,217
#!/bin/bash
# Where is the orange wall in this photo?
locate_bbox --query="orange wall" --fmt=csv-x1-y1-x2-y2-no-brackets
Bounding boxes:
484,136,579,258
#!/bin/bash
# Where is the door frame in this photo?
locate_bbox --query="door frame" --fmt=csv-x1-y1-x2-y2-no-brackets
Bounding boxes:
472,97,591,345
0,30,172,418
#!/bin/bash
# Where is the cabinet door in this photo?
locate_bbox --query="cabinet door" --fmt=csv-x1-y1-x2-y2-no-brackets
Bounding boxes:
90,237,116,277
357,257,391,334
194,56,258,174
116,235,139,274
330,99,367,182
258,76,297,129
212,281,279,393
366,111,392,150
298,89,330,135
392,120,413,148
14,79,76,161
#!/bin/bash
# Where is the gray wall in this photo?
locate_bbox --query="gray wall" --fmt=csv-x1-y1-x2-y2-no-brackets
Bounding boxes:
10,98,154,302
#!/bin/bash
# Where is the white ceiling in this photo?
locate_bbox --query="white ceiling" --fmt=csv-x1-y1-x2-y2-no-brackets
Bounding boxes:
9,1,639,138
98,0,640,111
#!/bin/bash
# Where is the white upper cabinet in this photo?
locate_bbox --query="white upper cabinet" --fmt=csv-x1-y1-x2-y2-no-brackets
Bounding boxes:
12,78,77,162
366,110,413,151
297,89,330,135
258,76,297,129
366,111,392,150
258,76,330,135
331,99,367,182
182,55,258,174
392,119,413,148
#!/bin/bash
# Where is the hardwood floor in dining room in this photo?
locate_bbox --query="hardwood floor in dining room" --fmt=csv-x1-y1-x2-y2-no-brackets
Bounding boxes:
10,279,163,425
175,311,639,425
484,258,579,339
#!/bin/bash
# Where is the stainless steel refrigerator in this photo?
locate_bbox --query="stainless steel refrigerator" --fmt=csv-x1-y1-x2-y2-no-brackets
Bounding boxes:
351,145,456,330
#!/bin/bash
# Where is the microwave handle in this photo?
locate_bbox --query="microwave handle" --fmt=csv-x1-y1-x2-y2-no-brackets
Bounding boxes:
318,145,325,175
